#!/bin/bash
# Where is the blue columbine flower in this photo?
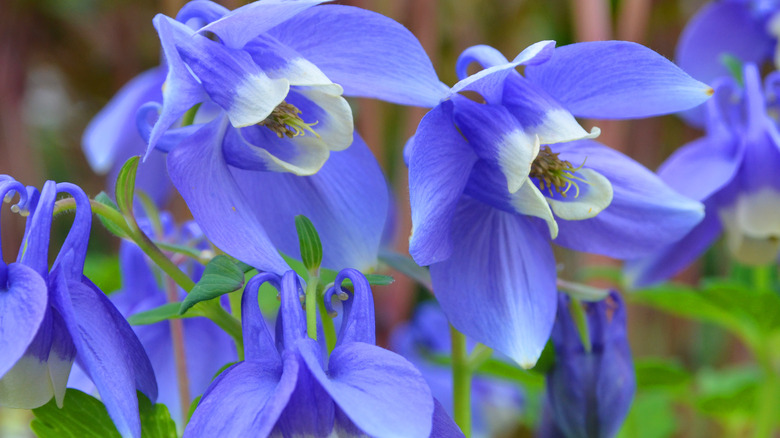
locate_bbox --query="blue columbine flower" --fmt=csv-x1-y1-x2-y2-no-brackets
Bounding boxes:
676,0,779,126
134,0,448,275
390,302,524,438
543,292,635,438
407,41,711,367
0,175,157,438
627,63,780,286
69,213,236,424
185,269,462,437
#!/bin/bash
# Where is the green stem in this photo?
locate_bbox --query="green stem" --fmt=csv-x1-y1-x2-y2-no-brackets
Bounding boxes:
467,344,493,372
318,285,337,353
305,275,319,340
754,352,777,438
752,265,773,294
451,325,472,437
181,103,202,127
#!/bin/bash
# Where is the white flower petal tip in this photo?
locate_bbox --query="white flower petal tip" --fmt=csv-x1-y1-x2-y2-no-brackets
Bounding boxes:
719,188,780,265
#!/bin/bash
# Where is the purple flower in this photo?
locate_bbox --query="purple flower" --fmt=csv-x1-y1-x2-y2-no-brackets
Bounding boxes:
407,41,710,367
627,64,780,286
0,176,156,438
136,0,447,274
544,292,635,438
676,0,778,126
185,269,461,437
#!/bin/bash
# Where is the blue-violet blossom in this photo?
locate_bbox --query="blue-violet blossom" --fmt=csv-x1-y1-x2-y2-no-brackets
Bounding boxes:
407,41,711,367
627,64,780,286
543,292,635,438
137,0,447,274
185,269,462,437
0,175,157,438
676,0,779,126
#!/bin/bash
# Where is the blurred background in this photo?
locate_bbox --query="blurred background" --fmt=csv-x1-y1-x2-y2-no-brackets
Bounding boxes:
0,0,749,436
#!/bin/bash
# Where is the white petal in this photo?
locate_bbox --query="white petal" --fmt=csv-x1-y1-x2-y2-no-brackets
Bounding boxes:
499,132,540,194
546,168,614,221
720,188,780,265
509,179,559,239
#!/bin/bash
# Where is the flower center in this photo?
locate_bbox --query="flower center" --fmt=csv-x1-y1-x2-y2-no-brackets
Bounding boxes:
529,145,588,198
259,101,320,139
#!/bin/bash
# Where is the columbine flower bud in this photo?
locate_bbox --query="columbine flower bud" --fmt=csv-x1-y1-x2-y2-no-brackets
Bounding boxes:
545,292,635,438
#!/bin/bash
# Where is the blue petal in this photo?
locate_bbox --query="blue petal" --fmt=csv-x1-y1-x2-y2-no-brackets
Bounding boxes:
230,133,389,272
657,136,741,202
51,265,157,438
242,272,281,361
200,0,328,49
625,199,724,287
146,15,207,157
332,269,375,347
166,117,290,274
429,198,557,368
408,102,478,266
175,0,229,28
677,1,774,86
277,271,308,350
82,68,164,174
184,360,293,437
524,41,713,119
0,263,48,378
18,181,57,277
174,33,290,128
52,183,93,281
430,398,466,437
299,340,434,438
455,45,509,80
552,140,705,259
268,5,449,107
450,40,556,101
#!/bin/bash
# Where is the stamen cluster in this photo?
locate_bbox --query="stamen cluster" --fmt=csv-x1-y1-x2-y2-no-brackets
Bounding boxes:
259,101,320,139
530,145,586,198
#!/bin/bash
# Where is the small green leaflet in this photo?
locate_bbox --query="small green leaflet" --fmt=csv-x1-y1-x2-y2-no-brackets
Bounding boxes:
294,215,322,274
115,156,140,217
94,192,129,239
128,303,188,326
378,249,432,291
31,389,176,438
179,255,245,315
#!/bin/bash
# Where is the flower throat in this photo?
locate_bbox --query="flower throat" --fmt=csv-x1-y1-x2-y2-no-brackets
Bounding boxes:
529,145,588,198
259,101,320,139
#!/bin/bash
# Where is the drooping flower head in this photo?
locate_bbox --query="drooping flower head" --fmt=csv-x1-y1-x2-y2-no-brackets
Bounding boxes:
186,269,461,437
0,175,157,438
407,41,710,367
135,0,447,275
627,63,780,286
544,292,635,438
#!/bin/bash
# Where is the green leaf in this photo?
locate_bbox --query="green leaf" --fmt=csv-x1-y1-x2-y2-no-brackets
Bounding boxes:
617,392,678,438
138,392,177,438
695,366,761,419
115,156,140,216
339,274,395,287
94,192,129,239
31,389,121,438
294,215,322,274
31,389,177,438
378,249,432,291
635,358,691,390
179,255,245,315
127,303,187,325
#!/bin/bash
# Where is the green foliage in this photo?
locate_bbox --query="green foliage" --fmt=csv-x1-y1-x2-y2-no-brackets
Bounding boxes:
115,156,140,217
31,389,176,438
93,192,129,239
127,303,189,326
617,392,678,438
635,358,691,391
179,255,246,315
295,215,323,275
